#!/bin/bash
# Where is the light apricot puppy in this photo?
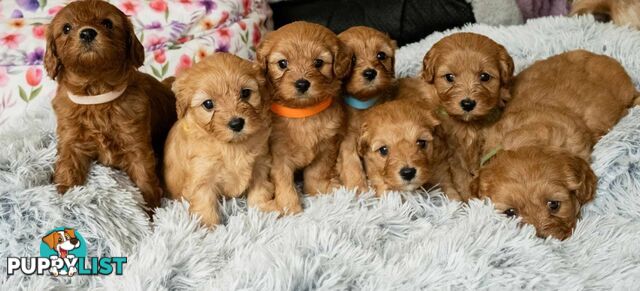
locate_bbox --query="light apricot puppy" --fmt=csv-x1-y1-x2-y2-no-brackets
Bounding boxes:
358,97,441,195
256,21,351,214
163,53,277,227
336,26,397,192
421,32,514,201
570,0,640,29
474,50,639,239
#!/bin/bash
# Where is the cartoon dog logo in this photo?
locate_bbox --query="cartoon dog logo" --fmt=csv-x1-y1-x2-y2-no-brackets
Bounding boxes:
41,228,80,276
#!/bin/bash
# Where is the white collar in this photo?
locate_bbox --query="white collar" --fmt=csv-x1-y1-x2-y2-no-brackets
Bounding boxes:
67,86,127,105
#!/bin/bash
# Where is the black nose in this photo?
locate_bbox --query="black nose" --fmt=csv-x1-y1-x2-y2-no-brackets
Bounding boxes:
69,238,78,245
399,167,416,181
294,79,311,93
460,98,477,112
228,117,245,132
362,69,377,81
79,28,97,43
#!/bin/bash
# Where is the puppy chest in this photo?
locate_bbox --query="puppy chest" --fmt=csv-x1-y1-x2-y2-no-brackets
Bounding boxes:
217,153,257,197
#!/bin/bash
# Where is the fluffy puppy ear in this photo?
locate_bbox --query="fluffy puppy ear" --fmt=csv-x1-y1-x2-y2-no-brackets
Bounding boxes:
124,16,145,68
421,48,438,83
171,75,191,119
564,155,597,205
255,33,273,72
252,62,271,106
497,45,514,105
333,40,353,79
497,45,514,89
44,24,61,80
357,122,370,158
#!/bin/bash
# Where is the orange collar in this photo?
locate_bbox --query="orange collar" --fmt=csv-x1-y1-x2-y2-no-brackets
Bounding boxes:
270,97,333,118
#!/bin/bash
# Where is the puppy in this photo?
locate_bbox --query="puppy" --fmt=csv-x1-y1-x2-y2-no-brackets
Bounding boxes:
45,0,176,211
421,32,514,201
164,53,277,227
256,21,351,214
336,26,397,192
358,97,441,195
474,50,639,240
570,0,640,29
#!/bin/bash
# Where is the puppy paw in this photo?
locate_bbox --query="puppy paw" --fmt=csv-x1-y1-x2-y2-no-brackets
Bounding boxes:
276,200,302,215
255,199,282,215
56,184,70,194
68,267,77,276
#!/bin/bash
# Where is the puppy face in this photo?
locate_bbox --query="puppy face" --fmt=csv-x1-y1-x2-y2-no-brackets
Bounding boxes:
359,100,439,192
422,33,513,121
473,148,596,240
338,26,397,99
45,0,144,79
172,53,269,143
256,21,351,107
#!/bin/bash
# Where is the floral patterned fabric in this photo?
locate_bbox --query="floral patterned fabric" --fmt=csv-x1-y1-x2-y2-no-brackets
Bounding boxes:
0,0,272,127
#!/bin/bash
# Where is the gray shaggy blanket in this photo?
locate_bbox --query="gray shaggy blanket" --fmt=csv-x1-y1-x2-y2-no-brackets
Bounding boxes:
1,16,640,290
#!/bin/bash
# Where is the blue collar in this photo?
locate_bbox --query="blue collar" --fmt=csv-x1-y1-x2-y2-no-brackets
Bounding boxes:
344,95,379,110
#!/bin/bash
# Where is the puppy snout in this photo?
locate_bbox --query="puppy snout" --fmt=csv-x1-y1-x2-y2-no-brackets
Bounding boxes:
294,79,311,93
362,68,377,81
460,98,477,112
79,28,98,43
227,117,245,132
399,167,417,181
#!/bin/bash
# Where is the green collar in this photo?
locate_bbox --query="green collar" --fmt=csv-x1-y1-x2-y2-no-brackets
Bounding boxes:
480,145,503,167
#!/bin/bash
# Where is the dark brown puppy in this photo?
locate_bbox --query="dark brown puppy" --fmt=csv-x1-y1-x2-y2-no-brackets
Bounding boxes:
421,32,514,201
474,50,639,240
45,0,176,211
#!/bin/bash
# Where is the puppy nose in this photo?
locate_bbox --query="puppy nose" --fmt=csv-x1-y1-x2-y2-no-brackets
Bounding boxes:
294,79,311,93
399,167,417,181
227,117,245,132
70,238,79,245
362,69,377,81
460,98,477,112
79,28,98,43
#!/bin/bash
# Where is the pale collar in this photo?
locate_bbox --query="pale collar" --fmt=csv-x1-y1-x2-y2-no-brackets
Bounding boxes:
344,95,379,110
67,86,127,105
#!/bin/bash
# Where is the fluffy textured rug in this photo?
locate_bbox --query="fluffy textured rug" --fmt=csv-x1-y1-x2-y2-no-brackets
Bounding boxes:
2,16,640,289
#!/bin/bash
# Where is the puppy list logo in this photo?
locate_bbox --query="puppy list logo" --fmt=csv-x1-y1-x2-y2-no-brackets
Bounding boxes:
6,227,126,276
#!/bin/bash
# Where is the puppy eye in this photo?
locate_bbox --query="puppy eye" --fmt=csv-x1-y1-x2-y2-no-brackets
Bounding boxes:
277,59,288,69
479,72,492,82
376,51,387,61
63,24,72,34
351,55,356,64
240,88,252,100
57,238,62,242
377,146,389,157
313,59,324,68
202,100,215,111
547,200,561,212
504,208,517,218
444,74,455,83
416,139,427,149
101,19,113,29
